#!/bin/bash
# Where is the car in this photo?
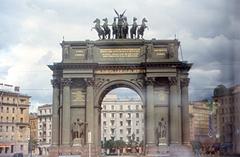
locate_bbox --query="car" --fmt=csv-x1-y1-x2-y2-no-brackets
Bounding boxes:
12,153,23,157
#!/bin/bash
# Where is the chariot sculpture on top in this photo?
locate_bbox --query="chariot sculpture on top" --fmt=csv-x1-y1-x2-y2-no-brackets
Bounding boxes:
92,9,148,40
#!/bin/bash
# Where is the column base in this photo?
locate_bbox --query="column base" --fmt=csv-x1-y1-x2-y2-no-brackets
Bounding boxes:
49,144,101,157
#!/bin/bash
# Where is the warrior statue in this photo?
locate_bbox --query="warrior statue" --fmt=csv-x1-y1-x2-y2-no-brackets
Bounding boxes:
92,18,105,40
71,119,88,140
114,9,127,39
112,17,118,39
137,17,148,39
130,17,138,39
102,18,111,39
123,17,129,38
156,118,167,145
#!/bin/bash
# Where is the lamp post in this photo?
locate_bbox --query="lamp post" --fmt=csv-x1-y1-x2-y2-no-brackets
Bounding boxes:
28,137,32,157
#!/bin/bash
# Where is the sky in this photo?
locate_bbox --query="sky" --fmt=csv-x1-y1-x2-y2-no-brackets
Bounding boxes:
0,0,239,112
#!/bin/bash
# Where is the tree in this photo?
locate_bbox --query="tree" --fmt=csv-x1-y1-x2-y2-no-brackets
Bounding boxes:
115,140,126,148
104,139,115,149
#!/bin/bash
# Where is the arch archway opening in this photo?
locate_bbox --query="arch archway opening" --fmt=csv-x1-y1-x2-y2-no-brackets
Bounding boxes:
100,87,145,155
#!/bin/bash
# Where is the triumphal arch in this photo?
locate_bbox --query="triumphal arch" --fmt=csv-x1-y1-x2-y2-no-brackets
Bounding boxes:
49,12,192,157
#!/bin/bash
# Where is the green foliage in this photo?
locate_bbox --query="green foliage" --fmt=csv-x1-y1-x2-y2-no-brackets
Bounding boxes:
115,140,126,148
104,139,115,149
103,139,126,149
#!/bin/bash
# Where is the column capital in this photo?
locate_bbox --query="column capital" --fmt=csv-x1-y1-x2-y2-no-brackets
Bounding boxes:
181,78,190,87
51,79,60,88
168,77,177,86
145,77,155,86
61,78,72,87
85,78,95,87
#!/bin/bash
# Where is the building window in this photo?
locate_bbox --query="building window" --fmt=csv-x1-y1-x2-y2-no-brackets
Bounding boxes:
1,107,3,112
136,129,139,134
12,108,15,113
111,120,114,126
127,128,131,134
120,105,123,110
20,118,23,123
111,113,114,118
103,121,106,126
136,121,139,126
128,105,131,110
120,121,123,126
103,113,106,118
111,129,114,134
20,108,24,114
119,113,122,118
6,107,9,113
0,126,2,132
127,120,131,126
103,105,106,110
120,129,123,134
136,113,139,118
12,126,14,132
136,137,139,142
6,117,8,122
120,137,123,140
0,116,3,122
111,105,114,110
6,126,8,132
20,145,23,151
127,113,131,118
12,117,14,122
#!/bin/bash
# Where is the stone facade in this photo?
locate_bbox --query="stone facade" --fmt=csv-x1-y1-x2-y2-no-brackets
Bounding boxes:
213,85,240,154
48,39,192,156
29,113,39,155
37,104,52,156
0,89,30,156
101,94,144,143
189,101,211,142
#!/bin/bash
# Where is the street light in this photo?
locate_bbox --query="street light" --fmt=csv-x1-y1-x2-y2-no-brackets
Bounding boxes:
28,137,32,157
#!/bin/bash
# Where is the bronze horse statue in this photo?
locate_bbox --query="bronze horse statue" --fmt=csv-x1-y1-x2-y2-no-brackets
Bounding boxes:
130,17,138,39
137,18,148,39
102,18,111,39
92,18,105,40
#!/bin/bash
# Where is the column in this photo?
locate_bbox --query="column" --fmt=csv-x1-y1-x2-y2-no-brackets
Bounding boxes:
86,78,95,144
62,78,71,145
169,77,180,144
146,78,155,146
51,79,60,146
181,78,190,144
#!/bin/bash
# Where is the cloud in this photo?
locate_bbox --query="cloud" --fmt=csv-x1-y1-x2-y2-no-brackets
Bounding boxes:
0,0,239,112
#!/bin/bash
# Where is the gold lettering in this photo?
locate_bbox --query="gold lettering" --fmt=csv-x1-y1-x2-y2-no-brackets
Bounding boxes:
154,48,167,56
100,48,140,58
95,69,145,74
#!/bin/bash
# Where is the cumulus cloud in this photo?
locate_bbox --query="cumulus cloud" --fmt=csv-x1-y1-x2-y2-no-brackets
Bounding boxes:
0,0,239,111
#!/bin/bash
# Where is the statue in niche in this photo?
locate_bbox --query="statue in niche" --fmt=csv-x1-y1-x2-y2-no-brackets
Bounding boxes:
156,117,167,145
72,122,79,139
72,118,88,145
